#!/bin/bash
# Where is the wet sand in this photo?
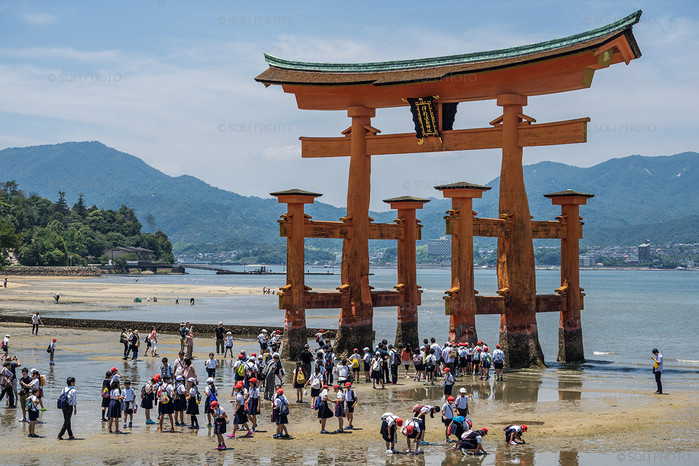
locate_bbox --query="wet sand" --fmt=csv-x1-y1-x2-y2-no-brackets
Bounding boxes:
0,322,697,465
0,276,261,314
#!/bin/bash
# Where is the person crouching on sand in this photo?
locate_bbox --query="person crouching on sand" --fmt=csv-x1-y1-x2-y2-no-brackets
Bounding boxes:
401,418,422,454
460,427,489,455
380,412,402,453
504,424,527,445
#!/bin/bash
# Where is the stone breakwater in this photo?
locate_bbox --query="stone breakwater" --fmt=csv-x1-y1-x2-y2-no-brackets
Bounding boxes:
2,266,102,277
0,314,336,339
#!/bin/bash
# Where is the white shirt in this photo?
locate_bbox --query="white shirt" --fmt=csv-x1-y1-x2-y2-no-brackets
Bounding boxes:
248,386,260,399
362,352,371,363
235,392,245,409
205,358,218,370
189,387,197,398
320,388,329,400
310,373,323,389
444,373,455,385
123,387,135,402
62,386,77,406
176,383,186,397
345,388,356,403
455,395,469,409
110,388,122,400
257,333,267,344
174,359,185,376
337,364,350,378
441,347,450,362
405,418,422,433
336,390,345,403
442,402,454,419
655,353,664,372
32,314,40,324
274,394,288,410
431,343,442,360
381,412,398,426
493,349,505,362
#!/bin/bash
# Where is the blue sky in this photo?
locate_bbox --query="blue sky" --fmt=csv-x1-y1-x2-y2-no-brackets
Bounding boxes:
1,0,697,208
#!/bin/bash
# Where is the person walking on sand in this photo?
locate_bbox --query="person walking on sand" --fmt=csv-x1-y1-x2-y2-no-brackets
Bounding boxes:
455,388,469,417
317,384,334,434
224,332,234,358
492,344,505,381
148,327,157,357
228,382,253,439
214,323,225,355
31,312,42,335
1,334,9,359
27,388,41,437
47,338,56,365
129,330,140,361
210,400,228,450
185,329,195,360
247,377,260,431
651,348,664,394
344,381,357,430
273,388,291,439
185,377,200,429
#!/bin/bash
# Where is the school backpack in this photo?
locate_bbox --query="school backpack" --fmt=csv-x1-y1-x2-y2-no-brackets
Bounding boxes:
57,389,69,410
102,386,110,399
313,396,322,410
0,340,6,350
140,384,148,399
447,421,459,436
236,362,245,377
158,387,170,404
351,357,360,369
484,353,492,364
449,348,457,359
208,389,218,404
46,344,52,353
196,391,202,404
279,398,289,416
494,352,504,363
295,369,306,385
26,396,36,411
310,374,322,390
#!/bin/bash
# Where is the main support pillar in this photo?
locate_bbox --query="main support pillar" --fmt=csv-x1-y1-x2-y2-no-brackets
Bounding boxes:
335,106,376,356
436,182,490,344
545,190,594,364
384,196,429,351
495,93,545,368
271,189,321,359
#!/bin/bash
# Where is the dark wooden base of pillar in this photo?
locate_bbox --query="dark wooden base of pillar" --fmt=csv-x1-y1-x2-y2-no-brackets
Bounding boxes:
281,325,307,361
449,320,478,345
499,330,546,368
394,320,418,351
557,327,585,364
335,322,373,357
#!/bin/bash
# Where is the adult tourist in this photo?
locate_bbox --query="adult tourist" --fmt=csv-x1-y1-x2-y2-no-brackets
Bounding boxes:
18,367,31,422
128,330,140,361
0,361,16,407
185,329,195,359
179,322,189,351
2,334,10,358
214,322,225,355
120,328,130,359
57,377,77,440
31,312,42,335
299,343,313,378
651,348,664,394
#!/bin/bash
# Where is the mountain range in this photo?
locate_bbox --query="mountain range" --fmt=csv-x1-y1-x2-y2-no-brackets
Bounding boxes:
0,141,697,251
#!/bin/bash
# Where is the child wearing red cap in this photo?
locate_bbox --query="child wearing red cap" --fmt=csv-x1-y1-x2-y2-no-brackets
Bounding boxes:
442,396,456,442
344,382,357,430
460,427,489,455
504,424,527,445
273,388,291,439
47,338,56,365
443,367,455,396
247,377,260,431
380,412,402,453
228,382,253,439
210,400,229,450
492,344,505,381
401,418,422,454
317,384,334,433
331,384,346,433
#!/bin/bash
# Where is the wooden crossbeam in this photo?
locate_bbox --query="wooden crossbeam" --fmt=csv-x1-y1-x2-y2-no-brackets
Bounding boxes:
280,289,415,310
281,220,405,240
301,118,590,158
475,295,506,315
536,294,567,313
531,220,566,239
473,218,511,237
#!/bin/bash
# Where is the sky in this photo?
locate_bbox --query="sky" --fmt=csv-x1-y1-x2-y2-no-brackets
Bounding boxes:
1,0,697,209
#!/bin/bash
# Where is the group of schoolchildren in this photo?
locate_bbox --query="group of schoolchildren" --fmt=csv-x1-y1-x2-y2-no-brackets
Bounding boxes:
379,386,528,456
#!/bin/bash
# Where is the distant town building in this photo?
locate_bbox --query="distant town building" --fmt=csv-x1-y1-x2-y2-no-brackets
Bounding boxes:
638,240,651,262
103,246,154,262
427,236,451,256
579,256,594,267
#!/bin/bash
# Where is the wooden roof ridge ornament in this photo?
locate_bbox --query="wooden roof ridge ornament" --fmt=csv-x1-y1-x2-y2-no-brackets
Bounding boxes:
258,11,641,364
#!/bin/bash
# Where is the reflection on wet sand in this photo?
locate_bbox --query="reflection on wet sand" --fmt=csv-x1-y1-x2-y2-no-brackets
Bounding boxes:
558,375,583,402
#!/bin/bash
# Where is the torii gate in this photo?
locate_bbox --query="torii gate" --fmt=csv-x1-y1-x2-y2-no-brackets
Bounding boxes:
257,11,642,365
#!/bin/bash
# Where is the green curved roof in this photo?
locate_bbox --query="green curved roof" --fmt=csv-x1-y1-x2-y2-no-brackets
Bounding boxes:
264,10,641,73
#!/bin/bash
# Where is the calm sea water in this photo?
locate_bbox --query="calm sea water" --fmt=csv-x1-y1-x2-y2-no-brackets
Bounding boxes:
45,267,699,385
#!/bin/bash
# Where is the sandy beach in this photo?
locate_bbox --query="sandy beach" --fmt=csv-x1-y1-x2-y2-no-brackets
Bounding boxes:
0,319,697,465
0,276,262,314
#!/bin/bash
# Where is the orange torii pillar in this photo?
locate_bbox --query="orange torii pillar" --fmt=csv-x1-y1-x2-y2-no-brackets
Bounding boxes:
271,189,322,359
545,189,594,364
384,196,429,351
496,93,545,368
435,182,490,344
335,106,376,356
